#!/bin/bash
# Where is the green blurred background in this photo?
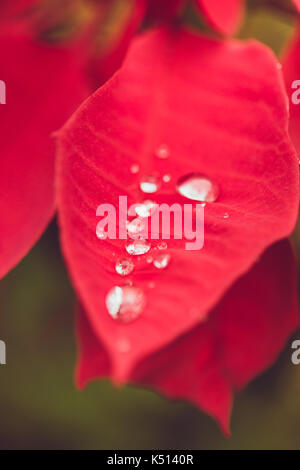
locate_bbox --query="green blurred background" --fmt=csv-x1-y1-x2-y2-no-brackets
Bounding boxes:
0,0,300,450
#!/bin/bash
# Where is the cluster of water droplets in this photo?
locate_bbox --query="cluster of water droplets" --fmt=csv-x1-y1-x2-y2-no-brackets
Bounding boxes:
105,144,224,327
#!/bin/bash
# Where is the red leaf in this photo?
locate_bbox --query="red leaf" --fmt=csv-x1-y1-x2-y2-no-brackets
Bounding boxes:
283,27,300,154
292,0,300,13
76,240,299,433
0,32,88,278
57,28,299,382
0,0,40,19
196,0,244,35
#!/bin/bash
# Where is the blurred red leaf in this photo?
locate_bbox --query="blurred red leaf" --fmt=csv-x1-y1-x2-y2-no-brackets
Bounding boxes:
57,28,298,382
0,31,88,278
196,0,244,35
283,27,300,154
292,0,300,13
77,240,299,433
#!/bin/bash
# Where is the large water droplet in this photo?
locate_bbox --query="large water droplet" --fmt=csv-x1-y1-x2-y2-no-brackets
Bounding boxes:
127,217,147,239
115,258,134,276
153,253,171,269
140,176,160,194
135,200,158,218
155,144,170,159
176,173,219,202
105,286,145,322
126,239,151,255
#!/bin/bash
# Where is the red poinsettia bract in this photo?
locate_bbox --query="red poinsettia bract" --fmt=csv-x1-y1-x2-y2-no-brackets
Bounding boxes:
196,0,244,35
0,30,89,278
77,239,298,434
56,28,299,431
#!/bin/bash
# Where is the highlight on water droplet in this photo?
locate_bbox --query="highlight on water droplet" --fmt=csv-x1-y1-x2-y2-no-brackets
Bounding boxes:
130,163,140,174
135,200,158,218
155,144,170,159
153,253,171,269
140,176,160,194
176,173,219,202
96,226,106,239
163,174,171,183
115,258,134,276
126,239,151,256
105,286,146,322
127,217,147,239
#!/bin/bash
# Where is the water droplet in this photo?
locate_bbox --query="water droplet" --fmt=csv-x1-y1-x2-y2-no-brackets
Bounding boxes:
163,174,171,183
115,258,134,276
126,239,151,255
146,255,153,264
135,200,158,218
106,286,145,322
140,176,160,194
153,253,171,269
276,62,282,70
157,241,167,250
96,226,106,239
155,144,170,159
223,212,229,219
176,173,219,202
130,163,140,174
148,281,155,289
127,217,147,239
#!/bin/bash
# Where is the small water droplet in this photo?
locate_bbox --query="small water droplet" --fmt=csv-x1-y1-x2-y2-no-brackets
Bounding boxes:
127,217,147,239
130,163,140,174
177,173,219,202
126,239,151,255
223,212,229,219
140,176,160,194
135,200,158,218
153,253,171,269
155,144,170,159
163,174,171,183
157,241,167,250
146,255,153,264
106,286,145,322
115,258,134,276
276,62,282,70
96,226,106,239
148,281,155,289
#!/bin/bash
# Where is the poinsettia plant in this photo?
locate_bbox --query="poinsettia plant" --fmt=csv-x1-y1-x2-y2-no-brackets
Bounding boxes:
1,0,300,434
